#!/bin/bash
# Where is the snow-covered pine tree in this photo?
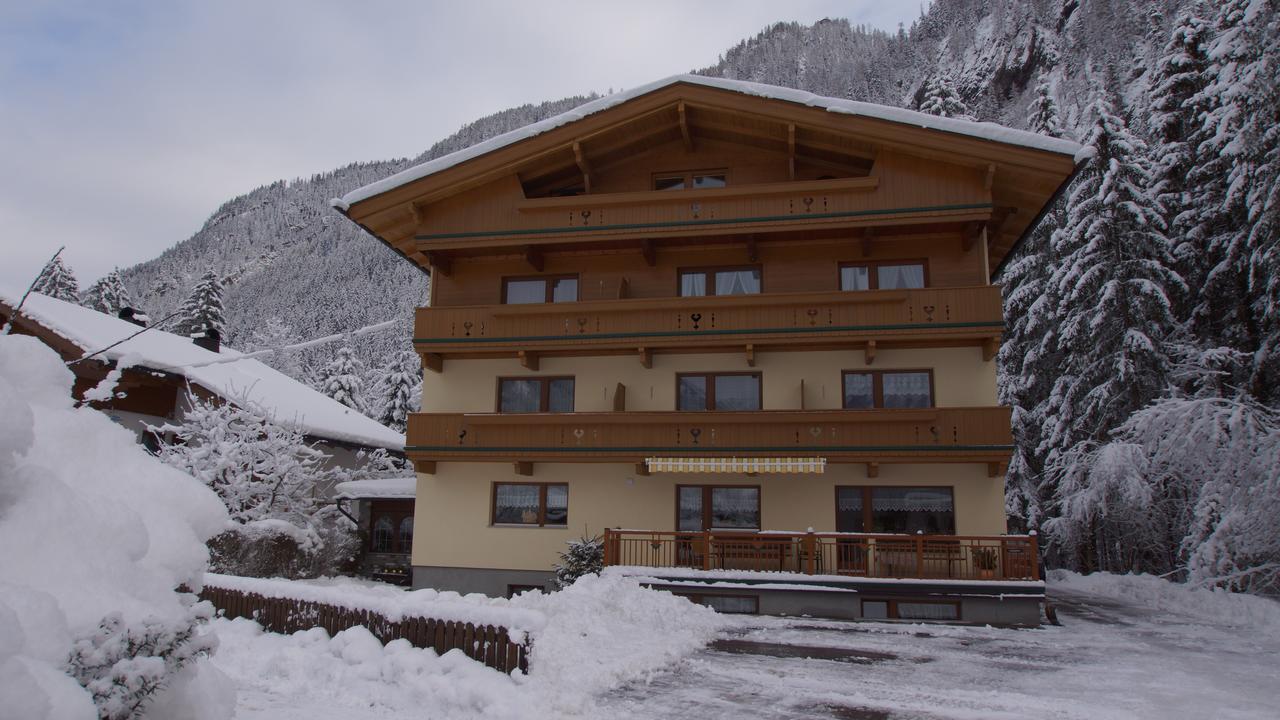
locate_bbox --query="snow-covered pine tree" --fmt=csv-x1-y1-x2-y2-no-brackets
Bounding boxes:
315,345,368,414
31,254,80,303
918,74,971,119
374,351,418,433
173,269,226,339
553,534,604,589
82,269,135,316
1041,99,1185,572
1025,77,1062,137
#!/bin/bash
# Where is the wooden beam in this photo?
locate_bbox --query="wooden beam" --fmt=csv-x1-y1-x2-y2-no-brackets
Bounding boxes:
572,141,592,193
867,462,880,479
982,337,999,362
962,221,983,252
677,102,693,152
861,227,875,257
640,238,656,266
799,378,806,410
634,462,651,477
409,201,426,229
638,347,652,369
421,352,444,374
519,350,539,371
745,234,758,262
514,461,533,476
984,163,996,191
523,245,544,272
986,206,1016,239
414,460,437,474
865,340,876,365
745,344,756,367
612,382,626,411
787,123,796,180
424,251,452,277
987,461,1007,478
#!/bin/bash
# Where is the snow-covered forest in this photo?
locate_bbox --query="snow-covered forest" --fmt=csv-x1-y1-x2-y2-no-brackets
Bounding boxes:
35,0,1277,591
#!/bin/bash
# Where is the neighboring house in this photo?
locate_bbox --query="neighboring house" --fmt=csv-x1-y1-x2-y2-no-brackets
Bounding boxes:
334,476,416,585
0,291,405,488
332,75,1082,623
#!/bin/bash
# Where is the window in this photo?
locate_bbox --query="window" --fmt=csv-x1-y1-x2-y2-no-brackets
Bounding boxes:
678,485,761,531
675,593,759,614
862,599,959,621
836,487,955,534
677,373,761,411
502,275,578,304
679,266,761,296
492,483,568,527
842,370,933,409
653,170,727,191
498,377,574,413
839,261,927,290
368,500,415,554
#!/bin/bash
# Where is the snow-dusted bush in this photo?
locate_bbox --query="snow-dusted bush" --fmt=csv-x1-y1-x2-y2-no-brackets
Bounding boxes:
553,535,604,589
66,603,217,720
0,334,230,719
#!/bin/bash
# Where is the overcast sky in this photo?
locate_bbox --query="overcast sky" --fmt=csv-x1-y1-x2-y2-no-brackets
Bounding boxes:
0,1,923,289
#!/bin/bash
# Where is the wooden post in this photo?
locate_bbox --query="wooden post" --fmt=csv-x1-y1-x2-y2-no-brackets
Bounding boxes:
1030,531,1041,581
702,530,712,571
916,534,925,578
803,531,816,575
602,529,615,566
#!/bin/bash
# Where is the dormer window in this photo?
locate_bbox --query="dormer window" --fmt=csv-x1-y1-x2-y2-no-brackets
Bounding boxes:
653,170,727,191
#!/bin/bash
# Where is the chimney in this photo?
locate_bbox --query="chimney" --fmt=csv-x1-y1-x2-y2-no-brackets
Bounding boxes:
193,327,221,354
117,307,149,328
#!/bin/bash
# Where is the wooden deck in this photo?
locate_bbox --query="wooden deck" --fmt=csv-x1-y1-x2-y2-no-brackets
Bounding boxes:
415,285,1003,366
603,529,1040,582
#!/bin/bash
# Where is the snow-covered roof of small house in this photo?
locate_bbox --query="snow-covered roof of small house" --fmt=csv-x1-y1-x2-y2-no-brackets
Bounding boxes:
334,477,416,500
1,289,404,452
334,73,1084,209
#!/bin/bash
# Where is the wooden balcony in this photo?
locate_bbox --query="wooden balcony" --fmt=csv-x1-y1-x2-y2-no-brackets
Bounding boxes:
603,529,1040,582
404,407,1013,466
415,285,1003,368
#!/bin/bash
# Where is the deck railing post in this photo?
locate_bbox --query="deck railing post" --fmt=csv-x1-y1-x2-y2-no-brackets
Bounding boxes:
603,528,615,566
1029,530,1040,581
702,530,712,571
916,532,924,578
803,530,816,575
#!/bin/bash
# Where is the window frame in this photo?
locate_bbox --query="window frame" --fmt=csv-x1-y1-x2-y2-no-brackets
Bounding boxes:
500,274,580,304
495,376,575,413
677,265,763,297
651,168,729,191
861,598,961,621
840,369,936,409
491,482,569,527
675,371,763,412
675,484,763,532
834,485,956,534
367,499,415,554
838,259,930,290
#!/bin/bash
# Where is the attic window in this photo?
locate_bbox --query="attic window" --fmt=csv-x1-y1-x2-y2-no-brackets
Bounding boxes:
653,170,727,191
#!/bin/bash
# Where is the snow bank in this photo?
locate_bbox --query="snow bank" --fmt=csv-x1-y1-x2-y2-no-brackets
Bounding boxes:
1050,570,1280,632
337,74,1084,207
0,334,232,719
210,572,727,718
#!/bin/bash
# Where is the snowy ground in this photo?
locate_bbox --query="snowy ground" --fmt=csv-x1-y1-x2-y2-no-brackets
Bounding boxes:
208,572,1279,719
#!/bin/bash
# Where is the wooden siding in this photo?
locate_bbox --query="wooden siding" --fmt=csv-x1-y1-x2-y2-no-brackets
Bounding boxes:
431,233,989,307
416,285,1002,360
405,407,1013,464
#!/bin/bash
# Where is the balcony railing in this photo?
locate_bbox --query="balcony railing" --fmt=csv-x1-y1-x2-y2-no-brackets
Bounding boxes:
603,529,1040,582
405,407,1013,464
414,285,1003,361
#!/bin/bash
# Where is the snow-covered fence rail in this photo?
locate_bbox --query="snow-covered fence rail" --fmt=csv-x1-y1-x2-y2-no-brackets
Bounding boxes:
198,578,532,673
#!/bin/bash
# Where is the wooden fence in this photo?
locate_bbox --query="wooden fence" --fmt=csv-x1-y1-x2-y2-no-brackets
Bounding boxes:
199,584,530,673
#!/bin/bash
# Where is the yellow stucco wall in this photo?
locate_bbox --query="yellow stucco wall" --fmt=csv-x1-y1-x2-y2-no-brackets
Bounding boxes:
420,347,997,414
411,461,1007,571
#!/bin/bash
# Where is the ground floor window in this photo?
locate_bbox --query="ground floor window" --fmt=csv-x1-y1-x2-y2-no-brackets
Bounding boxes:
862,598,959,621
836,486,955,534
677,485,761,531
368,500,415,554
492,483,568,526
674,592,759,614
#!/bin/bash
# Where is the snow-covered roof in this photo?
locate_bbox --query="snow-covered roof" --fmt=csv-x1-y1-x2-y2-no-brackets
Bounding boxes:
1,289,404,452
335,476,416,500
335,74,1084,209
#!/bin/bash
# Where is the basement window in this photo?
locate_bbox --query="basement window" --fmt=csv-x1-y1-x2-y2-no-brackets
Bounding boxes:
862,599,959,621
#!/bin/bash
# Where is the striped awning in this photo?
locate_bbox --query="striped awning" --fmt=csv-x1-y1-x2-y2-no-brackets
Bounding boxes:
644,457,827,474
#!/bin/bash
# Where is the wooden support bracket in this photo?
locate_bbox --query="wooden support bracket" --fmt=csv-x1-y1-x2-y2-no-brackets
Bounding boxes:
424,251,452,277
421,352,444,374
982,337,998,362
518,350,539,371
612,382,626,412
638,347,652,369
867,462,880,479
640,238,656,266
409,201,426,229
745,344,756,367
962,221,984,252
635,462,651,477
984,163,996,191
523,244,544,272
414,460,437,475
514,461,533,477
572,141,592,194
987,461,1007,478
787,123,796,180
865,340,877,365
677,102,693,152
861,227,875,257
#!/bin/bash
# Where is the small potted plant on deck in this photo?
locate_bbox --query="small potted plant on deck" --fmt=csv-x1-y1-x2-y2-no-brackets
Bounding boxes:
974,547,998,579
